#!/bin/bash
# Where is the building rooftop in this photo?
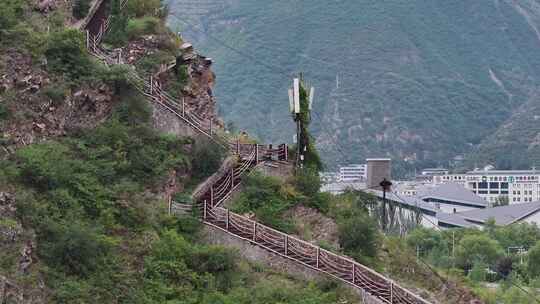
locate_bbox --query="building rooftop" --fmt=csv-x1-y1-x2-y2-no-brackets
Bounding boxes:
418,183,487,207
321,182,366,194
437,201,540,227
465,170,540,175
366,189,438,214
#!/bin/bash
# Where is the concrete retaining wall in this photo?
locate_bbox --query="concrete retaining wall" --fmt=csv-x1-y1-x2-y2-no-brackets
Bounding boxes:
202,225,385,304
152,103,199,138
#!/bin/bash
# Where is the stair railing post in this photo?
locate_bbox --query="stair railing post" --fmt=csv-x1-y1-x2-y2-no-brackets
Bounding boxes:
284,235,288,255
285,145,288,161
0,277,6,303
390,283,393,303
203,200,207,220
210,119,213,135
210,186,214,208
168,195,172,215
352,263,356,284
149,76,153,94
255,144,259,164
86,30,90,50
316,247,320,268
182,97,185,117
226,210,230,231
231,168,234,189
253,222,257,241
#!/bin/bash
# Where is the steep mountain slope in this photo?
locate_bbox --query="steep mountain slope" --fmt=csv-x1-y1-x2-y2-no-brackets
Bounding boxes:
167,0,540,172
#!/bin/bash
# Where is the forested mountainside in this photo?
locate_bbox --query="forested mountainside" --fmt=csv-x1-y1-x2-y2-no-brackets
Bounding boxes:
168,0,540,173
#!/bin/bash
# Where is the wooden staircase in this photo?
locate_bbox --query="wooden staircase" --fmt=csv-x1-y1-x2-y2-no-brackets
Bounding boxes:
81,3,432,303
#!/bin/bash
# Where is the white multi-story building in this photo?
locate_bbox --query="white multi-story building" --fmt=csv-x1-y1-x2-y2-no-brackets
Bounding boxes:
339,164,367,182
421,168,449,176
510,180,540,204
432,169,540,205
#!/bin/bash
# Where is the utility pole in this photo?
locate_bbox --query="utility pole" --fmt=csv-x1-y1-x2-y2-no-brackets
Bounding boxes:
452,231,455,269
288,75,315,171
380,178,392,232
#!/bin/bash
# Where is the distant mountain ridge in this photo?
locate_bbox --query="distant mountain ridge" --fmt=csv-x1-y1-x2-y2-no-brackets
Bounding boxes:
168,0,540,174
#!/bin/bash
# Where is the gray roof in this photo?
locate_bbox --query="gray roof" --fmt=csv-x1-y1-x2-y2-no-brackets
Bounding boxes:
436,212,475,228
437,201,540,227
419,183,487,207
366,190,437,214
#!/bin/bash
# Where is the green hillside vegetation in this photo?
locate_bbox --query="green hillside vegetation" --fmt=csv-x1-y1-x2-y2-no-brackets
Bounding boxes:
406,222,540,303
0,1,362,303
0,111,356,302
168,0,540,174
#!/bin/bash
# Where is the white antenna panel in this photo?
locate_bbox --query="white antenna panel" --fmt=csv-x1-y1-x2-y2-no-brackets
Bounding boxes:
309,87,315,110
288,89,294,113
293,78,300,114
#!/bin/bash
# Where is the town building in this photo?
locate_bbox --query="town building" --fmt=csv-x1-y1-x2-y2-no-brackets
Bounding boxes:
320,172,340,184
338,164,367,182
437,201,540,229
366,158,391,190
417,183,488,213
321,182,366,195
421,168,449,176
431,169,540,205
368,188,540,230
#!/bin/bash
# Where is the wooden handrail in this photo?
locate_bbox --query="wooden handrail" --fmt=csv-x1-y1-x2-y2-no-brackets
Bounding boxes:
204,205,431,304
78,4,430,304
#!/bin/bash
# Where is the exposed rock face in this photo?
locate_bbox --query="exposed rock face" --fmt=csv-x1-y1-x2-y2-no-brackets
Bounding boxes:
285,205,340,250
0,49,116,152
0,193,22,244
35,0,56,13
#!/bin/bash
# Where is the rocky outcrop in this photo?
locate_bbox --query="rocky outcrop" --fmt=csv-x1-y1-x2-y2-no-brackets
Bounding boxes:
0,275,24,304
0,50,116,152
34,0,56,13
160,45,223,129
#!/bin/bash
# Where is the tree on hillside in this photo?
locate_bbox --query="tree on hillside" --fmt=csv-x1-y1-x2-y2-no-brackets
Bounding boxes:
528,241,540,279
455,234,503,270
406,227,443,256
338,210,380,260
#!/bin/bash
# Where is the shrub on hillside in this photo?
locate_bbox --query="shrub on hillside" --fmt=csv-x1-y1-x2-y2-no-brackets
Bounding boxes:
0,104,10,121
103,0,129,47
73,0,91,20
38,220,114,276
176,64,189,87
294,167,321,197
126,16,160,39
45,29,92,79
126,0,162,18
0,0,24,30
338,210,379,260
113,91,152,126
42,84,67,106
191,138,225,180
